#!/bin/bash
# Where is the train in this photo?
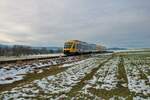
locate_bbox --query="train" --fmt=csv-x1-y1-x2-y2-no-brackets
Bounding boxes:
63,40,106,55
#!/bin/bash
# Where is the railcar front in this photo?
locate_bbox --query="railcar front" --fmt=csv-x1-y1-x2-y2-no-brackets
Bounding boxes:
64,40,79,55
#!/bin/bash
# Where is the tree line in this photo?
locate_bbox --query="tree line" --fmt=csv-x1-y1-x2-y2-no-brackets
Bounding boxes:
0,45,63,57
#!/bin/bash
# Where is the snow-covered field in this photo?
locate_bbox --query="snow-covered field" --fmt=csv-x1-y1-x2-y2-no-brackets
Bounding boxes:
124,55,150,98
0,55,109,99
72,57,121,99
0,51,150,100
0,56,81,84
82,57,119,91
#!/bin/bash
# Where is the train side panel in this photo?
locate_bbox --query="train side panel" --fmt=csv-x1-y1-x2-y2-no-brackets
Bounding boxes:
64,40,106,55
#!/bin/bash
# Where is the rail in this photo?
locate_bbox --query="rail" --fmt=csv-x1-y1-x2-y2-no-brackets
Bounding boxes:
0,53,65,64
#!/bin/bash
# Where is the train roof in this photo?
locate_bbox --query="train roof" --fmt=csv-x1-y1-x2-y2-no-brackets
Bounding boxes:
65,40,106,48
65,40,87,43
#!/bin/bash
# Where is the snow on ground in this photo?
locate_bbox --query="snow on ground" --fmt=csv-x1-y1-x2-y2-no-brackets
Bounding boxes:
0,56,107,99
73,53,150,99
100,58,119,90
139,65,150,82
73,57,119,99
87,57,118,90
124,57,150,97
0,56,80,84
125,65,150,95
0,52,150,99
109,96,126,100
128,56,150,83
133,96,150,100
0,65,32,84
34,58,99,94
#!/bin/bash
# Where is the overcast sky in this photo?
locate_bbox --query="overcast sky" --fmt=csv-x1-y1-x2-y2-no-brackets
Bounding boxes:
0,0,150,48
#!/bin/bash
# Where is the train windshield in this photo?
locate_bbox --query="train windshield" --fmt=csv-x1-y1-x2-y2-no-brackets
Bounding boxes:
64,43,72,48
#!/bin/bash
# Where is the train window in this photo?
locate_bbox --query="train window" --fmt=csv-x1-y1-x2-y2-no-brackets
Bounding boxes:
76,44,79,49
64,43,72,48
77,44,81,49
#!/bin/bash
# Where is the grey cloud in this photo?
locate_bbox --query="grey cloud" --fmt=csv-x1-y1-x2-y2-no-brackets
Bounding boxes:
0,0,150,48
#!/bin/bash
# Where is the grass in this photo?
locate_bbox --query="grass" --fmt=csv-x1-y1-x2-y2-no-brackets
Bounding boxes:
66,56,113,98
0,51,150,99
86,55,132,100
0,65,68,92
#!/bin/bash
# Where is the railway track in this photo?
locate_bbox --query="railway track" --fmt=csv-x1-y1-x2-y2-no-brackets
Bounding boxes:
0,54,65,64
0,52,112,64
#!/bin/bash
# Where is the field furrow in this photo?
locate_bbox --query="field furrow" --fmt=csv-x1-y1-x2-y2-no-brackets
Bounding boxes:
0,51,150,100
0,55,110,100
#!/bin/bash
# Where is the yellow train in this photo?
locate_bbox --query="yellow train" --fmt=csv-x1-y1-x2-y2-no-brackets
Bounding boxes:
64,40,106,55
